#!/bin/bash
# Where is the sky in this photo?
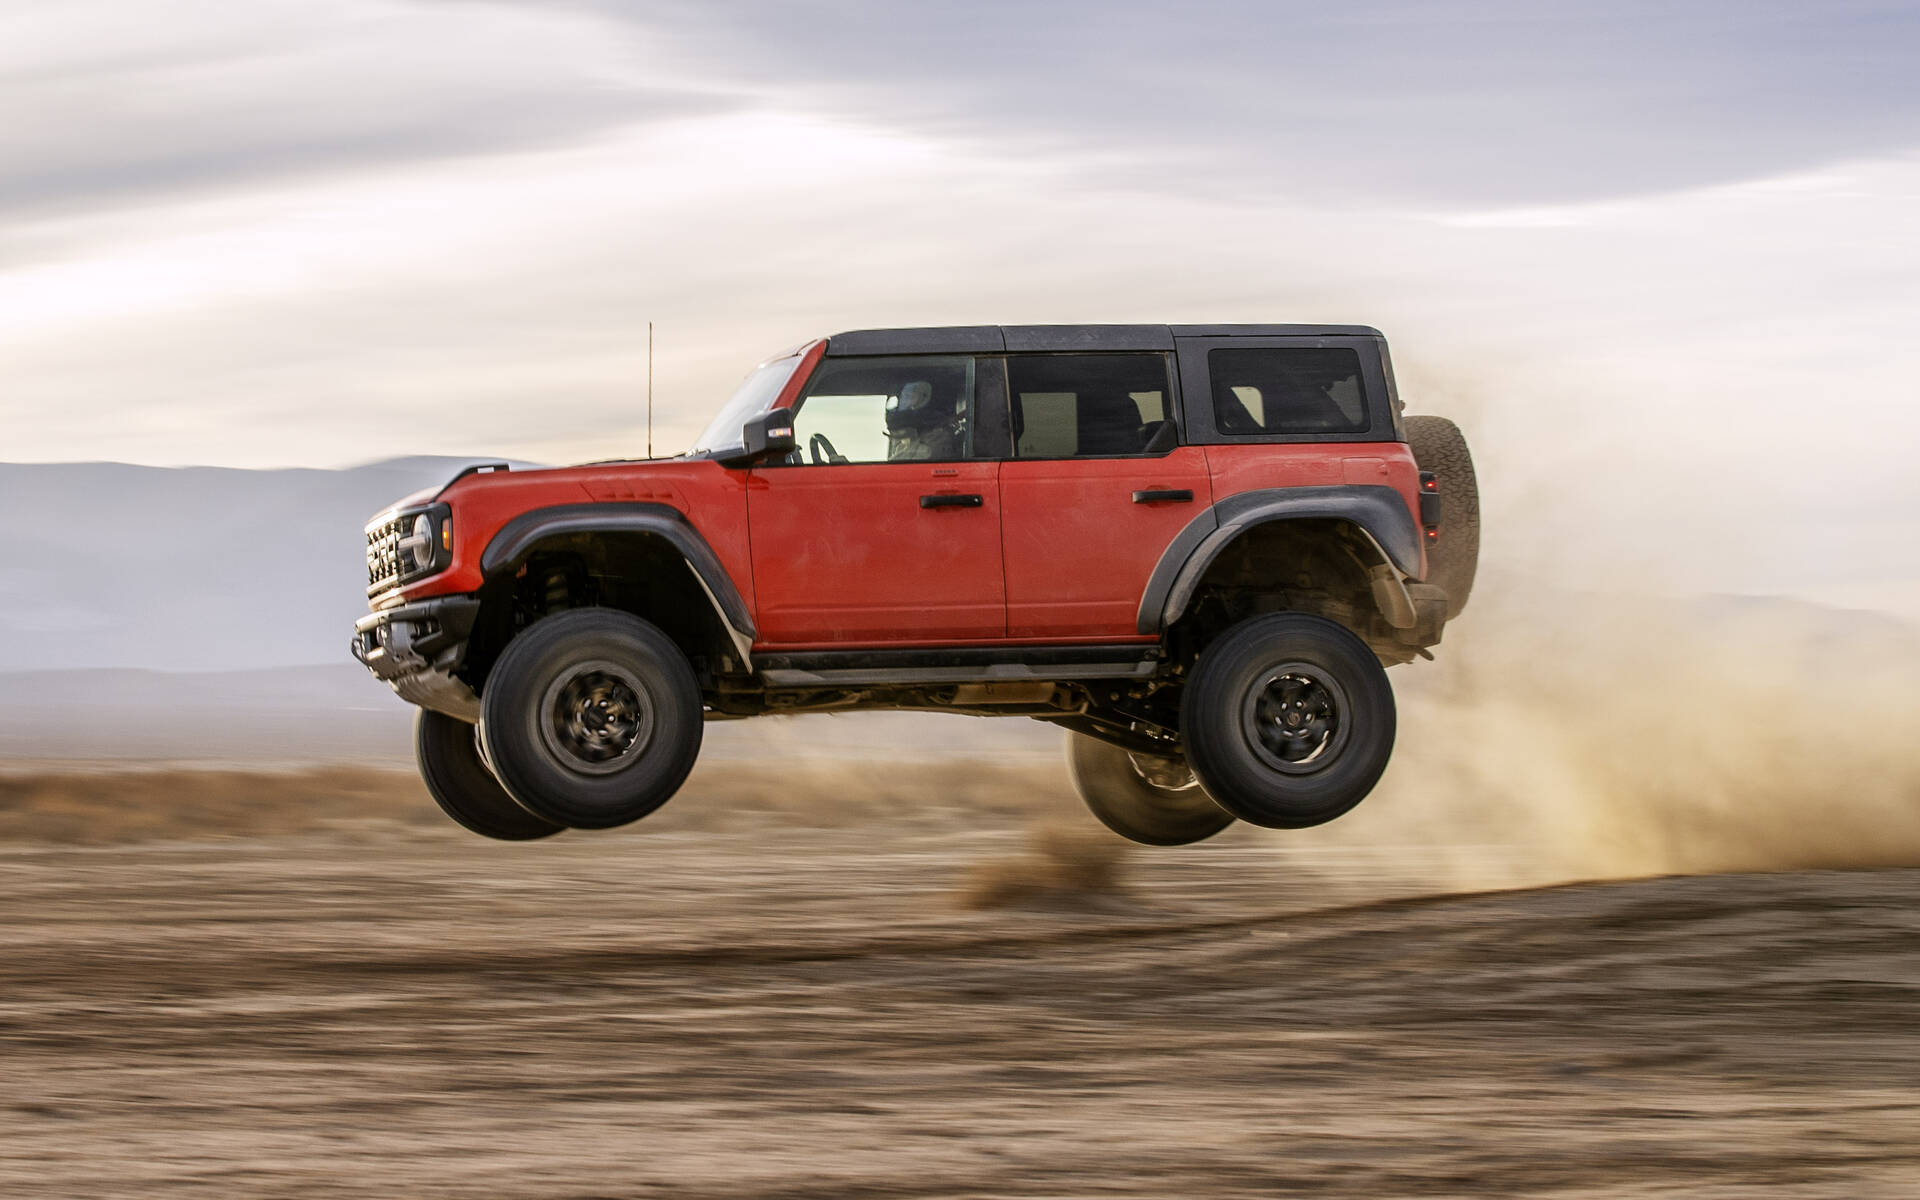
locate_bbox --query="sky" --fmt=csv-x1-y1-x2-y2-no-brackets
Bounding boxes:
2,0,1918,615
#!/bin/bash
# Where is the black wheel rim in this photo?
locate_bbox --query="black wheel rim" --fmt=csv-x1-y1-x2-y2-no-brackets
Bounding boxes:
537,660,655,776
1239,662,1351,775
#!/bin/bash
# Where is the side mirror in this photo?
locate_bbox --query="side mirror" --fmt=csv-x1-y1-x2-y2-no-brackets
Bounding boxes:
739,408,797,460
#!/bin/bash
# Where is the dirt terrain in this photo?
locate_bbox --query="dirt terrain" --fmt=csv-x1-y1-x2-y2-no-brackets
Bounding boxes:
3,762,1918,1198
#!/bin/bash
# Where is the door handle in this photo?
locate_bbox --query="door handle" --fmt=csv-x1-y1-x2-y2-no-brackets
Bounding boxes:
920,493,984,509
1132,488,1194,504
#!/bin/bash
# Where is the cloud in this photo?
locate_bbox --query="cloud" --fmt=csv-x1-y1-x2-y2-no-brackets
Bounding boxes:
570,0,1920,206
0,0,739,219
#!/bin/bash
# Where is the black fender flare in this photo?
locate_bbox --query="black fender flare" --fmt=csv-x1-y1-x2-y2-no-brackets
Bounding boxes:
1135,486,1423,635
481,502,757,657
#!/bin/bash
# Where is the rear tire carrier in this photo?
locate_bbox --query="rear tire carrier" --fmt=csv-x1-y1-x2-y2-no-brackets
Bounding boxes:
1404,415,1480,619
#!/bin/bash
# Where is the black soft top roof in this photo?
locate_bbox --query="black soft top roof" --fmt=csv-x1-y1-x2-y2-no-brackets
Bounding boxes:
824,324,1383,356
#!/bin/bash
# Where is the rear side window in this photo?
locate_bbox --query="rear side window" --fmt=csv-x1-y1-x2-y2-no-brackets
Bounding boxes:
1208,347,1368,436
1007,354,1173,458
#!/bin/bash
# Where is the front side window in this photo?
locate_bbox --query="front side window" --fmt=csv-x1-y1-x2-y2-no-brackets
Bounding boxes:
1007,354,1173,458
788,356,976,464
1208,347,1368,435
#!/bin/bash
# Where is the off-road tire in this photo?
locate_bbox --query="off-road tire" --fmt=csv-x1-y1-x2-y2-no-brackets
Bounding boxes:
1066,733,1235,846
1405,414,1480,619
479,609,704,830
1181,613,1396,829
414,708,564,841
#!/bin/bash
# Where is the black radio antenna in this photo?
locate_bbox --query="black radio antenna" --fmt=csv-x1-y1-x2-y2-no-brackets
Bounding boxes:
647,320,654,459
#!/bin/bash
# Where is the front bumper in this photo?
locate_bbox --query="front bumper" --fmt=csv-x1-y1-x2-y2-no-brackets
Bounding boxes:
350,596,483,722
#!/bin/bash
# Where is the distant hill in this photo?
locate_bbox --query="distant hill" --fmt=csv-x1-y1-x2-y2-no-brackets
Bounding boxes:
0,664,418,763
0,457,518,671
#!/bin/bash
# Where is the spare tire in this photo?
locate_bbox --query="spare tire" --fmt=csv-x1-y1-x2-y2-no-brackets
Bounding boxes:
1404,414,1480,619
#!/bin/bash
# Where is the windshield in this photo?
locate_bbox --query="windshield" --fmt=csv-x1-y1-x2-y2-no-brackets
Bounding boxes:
688,350,808,454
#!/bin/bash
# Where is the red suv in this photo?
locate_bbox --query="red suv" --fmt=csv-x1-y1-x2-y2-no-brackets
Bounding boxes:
353,325,1479,846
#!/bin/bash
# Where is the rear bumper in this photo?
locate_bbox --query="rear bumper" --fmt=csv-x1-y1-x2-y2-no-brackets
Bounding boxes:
350,596,483,722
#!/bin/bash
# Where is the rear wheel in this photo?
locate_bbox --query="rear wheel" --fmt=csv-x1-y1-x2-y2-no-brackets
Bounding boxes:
414,708,564,841
1405,414,1480,619
479,609,704,830
1066,733,1235,846
1181,612,1395,829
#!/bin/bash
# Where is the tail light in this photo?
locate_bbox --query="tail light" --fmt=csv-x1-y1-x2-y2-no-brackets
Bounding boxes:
1417,471,1441,542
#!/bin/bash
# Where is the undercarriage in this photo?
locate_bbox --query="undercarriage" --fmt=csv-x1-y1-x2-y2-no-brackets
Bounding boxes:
709,673,1187,757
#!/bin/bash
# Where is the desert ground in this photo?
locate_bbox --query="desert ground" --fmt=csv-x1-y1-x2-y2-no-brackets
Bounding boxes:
3,754,1919,1199
5,590,1919,1197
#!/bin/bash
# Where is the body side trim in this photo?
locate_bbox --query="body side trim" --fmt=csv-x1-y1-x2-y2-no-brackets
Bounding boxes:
761,662,1157,688
480,502,757,643
1132,506,1223,633
757,643,1163,688
1135,485,1423,634
755,644,1160,672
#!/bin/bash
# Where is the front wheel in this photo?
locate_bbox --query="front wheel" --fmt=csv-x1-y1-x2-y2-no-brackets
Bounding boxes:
479,609,704,830
1181,613,1395,829
415,709,564,841
1066,733,1235,846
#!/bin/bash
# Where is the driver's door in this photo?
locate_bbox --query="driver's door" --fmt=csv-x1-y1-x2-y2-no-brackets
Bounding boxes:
746,355,1006,646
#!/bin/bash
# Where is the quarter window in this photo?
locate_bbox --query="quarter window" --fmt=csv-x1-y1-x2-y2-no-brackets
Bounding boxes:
789,356,976,464
1208,347,1368,435
1007,354,1173,458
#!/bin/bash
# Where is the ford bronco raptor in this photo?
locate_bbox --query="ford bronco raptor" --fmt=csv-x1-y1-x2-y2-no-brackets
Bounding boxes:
352,325,1479,845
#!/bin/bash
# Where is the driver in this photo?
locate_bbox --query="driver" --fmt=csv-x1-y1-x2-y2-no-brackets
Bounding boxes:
885,380,964,461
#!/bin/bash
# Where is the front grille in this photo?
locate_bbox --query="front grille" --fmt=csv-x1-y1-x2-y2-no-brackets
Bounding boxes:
366,515,404,596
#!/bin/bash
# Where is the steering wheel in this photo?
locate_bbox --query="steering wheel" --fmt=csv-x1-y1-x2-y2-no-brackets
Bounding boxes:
809,432,848,465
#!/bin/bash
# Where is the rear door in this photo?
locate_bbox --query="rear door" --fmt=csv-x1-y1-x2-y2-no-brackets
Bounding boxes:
747,355,1006,645
997,353,1212,640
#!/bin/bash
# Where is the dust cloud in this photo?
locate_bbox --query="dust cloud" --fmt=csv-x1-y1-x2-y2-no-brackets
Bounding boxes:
945,579,1920,904
960,822,1135,911
1338,580,1920,887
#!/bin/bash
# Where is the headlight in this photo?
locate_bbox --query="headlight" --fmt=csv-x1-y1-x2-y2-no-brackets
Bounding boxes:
409,514,436,571
397,510,445,574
